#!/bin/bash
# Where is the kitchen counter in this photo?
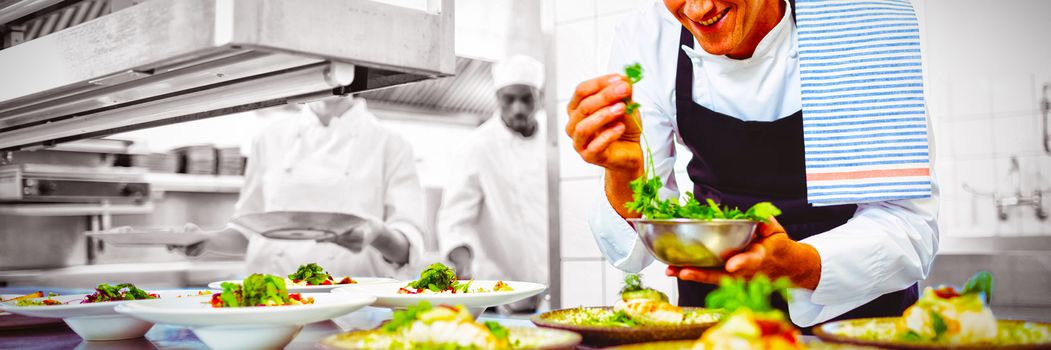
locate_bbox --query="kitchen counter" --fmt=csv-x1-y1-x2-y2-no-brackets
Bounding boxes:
0,306,538,350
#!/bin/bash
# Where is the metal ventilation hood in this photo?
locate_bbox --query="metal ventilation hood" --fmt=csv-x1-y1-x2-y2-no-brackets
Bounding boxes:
0,0,455,152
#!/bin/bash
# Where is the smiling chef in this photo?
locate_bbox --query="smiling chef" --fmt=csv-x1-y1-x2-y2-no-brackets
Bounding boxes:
566,0,938,327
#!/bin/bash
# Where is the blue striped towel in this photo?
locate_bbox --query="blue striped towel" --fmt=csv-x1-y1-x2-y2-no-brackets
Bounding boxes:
795,0,933,205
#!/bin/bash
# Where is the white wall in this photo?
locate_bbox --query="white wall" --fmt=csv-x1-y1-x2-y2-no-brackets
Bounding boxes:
549,0,1051,307
917,0,1051,238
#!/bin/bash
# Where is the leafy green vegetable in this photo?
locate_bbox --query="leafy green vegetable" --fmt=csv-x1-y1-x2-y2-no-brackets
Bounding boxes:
623,63,643,116
384,301,433,333
608,311,638,327
484,321,510,340
287,263,331,285
704,275,792,313
407,263,459,292
219,282,243,308
83,283,157,303
217,274,291,307
620,273,643,294
899,330,923,342
960,271,993,302
618,273,669,303
929,310,948,340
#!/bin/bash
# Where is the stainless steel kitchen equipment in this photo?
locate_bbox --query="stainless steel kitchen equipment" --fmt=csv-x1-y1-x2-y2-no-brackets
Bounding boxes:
628,219,757,267
0,0,456,152
0,163,148,202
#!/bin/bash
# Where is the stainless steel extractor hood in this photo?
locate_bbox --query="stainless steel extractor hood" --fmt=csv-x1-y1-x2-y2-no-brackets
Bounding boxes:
0,0,455,151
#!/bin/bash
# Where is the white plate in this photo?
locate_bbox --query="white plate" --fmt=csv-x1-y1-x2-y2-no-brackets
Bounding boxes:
207,277,397,293
86,228,211,246
0,291,187,341
114,292,375,327
332,280,547,309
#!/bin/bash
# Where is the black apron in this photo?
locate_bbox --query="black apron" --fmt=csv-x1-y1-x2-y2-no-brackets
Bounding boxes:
672,26,918,329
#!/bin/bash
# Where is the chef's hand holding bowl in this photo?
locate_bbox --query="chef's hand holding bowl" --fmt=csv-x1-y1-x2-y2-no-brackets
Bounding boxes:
666,216,823,291
567,73,823,292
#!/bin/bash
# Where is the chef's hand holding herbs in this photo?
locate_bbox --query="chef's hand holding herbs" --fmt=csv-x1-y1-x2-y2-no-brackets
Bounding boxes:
571,64,821,291
565,67,645,220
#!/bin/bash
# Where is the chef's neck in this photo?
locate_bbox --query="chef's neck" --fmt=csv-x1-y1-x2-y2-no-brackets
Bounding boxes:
307,96,356,127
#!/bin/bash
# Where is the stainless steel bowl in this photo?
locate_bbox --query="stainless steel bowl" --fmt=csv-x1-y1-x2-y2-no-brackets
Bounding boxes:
628,219,758,267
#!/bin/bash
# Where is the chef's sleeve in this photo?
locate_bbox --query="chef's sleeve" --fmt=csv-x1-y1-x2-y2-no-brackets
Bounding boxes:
787,143,940,327
586,27,681,273
230,134,267,238
435,145,483,262
381,134,427,268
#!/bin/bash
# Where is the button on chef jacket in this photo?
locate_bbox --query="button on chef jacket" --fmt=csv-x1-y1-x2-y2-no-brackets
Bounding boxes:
234,98,426,278
589,0,939,327
438,114,549,284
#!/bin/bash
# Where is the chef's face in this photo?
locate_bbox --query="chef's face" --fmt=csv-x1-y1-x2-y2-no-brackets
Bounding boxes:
664,0,784,58
497,84,540,136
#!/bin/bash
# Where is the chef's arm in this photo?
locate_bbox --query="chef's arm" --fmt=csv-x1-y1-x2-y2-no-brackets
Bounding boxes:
371,135,427,266
785,194,939,326
435,151,484,278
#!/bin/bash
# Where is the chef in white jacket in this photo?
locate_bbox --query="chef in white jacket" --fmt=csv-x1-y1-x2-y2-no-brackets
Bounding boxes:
438,55,549,287
564,0,938,328
179,96,426,277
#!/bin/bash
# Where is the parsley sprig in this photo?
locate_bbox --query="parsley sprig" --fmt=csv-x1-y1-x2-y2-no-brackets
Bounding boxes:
620,63,781,222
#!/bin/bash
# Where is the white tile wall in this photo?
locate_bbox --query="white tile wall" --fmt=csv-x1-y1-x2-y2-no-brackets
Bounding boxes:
561,260,607,307
560,177,605,259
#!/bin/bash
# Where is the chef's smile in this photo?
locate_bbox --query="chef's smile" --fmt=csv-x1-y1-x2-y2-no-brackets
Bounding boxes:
664,0,784,59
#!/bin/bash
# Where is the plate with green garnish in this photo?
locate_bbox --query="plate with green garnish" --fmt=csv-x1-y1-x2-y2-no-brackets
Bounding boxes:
332,263,546,309
814,272,1051,350
531,274,721,348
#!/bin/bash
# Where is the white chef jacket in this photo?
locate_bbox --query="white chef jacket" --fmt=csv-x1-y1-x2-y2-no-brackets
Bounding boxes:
234,98,425,278
589,0,939,327
437,115,549,284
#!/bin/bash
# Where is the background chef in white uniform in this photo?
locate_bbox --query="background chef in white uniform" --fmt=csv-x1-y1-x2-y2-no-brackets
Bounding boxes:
439,55,549,293
175,96,426,278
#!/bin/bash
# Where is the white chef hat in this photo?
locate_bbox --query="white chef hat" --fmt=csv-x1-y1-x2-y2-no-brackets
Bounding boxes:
492,54,545,90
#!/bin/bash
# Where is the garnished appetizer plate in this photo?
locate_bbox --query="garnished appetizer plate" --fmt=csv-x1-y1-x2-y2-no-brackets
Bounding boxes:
0,284,172,341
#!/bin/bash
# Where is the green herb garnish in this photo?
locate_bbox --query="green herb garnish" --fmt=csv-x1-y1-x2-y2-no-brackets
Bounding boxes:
623,63,643,116
384,301,433,333
217,274,291,307
960,271,993,302
619,273,669,303
83,283,157,303
484,321,510,340
407,263,460,292
930,310,949,339
705,275,792,313
287,263,331,285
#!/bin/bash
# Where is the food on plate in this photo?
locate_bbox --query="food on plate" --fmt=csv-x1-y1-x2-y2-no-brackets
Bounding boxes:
210,273,314,307
618,63,782,222
380,301,512,349
559,274,719,327
397,263,514,294
287,262,356,286
6,283,158,307
895,271,997,344
614,273,683,325
82,283,159,303
693,275,802,350
13,292,63,306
